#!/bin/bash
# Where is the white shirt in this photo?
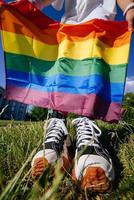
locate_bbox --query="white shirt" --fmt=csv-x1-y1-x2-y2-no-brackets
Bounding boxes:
32,0,117,24
52,0,117,23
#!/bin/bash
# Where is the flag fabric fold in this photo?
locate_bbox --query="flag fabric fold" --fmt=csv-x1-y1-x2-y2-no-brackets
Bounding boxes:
0,0,132,122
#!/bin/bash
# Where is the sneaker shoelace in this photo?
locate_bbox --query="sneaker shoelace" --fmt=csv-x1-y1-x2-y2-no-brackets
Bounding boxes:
45,118,68,145
72,117,101,149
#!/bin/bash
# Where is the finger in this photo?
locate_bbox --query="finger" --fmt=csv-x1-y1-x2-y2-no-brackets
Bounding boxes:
128,18,134,31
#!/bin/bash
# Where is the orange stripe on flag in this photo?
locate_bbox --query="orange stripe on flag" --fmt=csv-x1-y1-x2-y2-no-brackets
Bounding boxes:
0,7,131,47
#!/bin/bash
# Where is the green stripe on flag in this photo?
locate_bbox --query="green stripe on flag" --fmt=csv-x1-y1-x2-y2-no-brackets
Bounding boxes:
5,52,127,83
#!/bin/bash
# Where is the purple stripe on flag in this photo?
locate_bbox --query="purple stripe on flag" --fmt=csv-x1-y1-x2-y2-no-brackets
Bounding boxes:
6,85,122,122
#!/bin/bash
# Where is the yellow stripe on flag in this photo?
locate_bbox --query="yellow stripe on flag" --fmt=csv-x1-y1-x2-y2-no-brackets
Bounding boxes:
2,30,129,65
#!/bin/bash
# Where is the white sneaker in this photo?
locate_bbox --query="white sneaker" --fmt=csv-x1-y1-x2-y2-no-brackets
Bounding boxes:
72,117,114,193
31,118,71,178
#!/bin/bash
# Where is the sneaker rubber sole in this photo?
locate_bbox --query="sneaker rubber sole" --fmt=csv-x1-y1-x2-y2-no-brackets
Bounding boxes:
31,155,71,179
72,166,112,193
31,157,48,179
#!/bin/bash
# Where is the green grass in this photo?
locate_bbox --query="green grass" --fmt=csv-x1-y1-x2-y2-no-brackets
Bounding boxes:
0,119,134,200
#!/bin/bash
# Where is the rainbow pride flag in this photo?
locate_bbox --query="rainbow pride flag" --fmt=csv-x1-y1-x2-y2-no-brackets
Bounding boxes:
0,0,132,122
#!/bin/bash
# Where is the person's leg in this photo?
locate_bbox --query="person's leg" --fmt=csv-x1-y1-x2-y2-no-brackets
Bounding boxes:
31,109,71,178
72,117,114,193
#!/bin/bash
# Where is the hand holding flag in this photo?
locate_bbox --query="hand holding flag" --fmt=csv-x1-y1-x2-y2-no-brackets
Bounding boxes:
125,8,134,31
